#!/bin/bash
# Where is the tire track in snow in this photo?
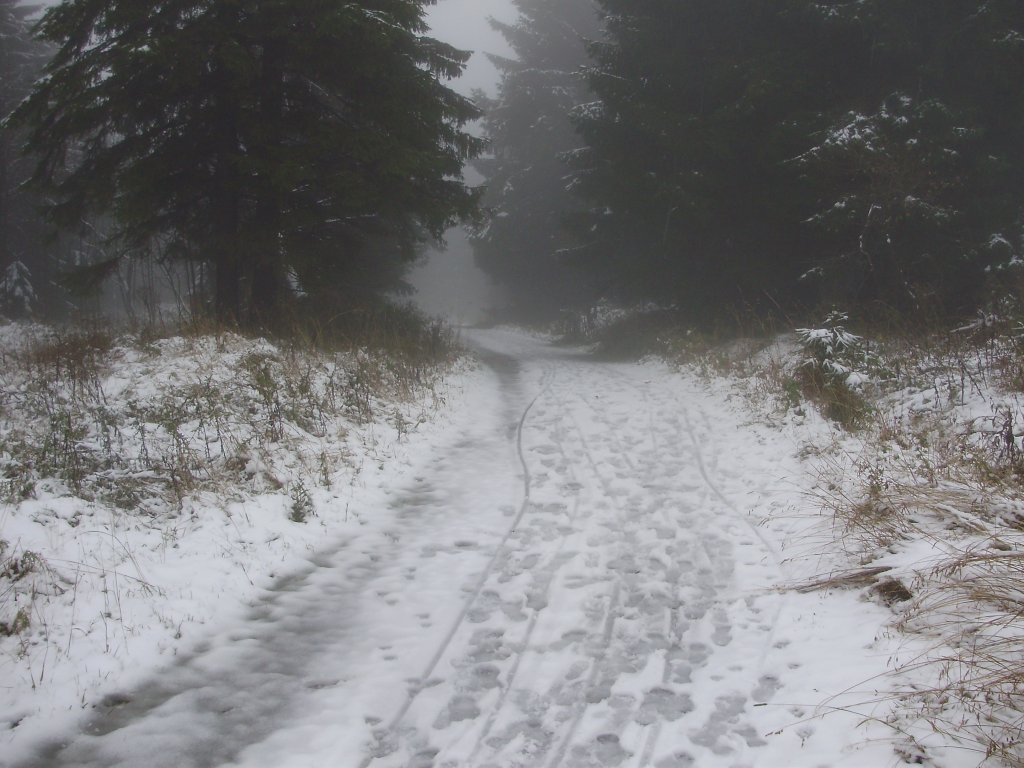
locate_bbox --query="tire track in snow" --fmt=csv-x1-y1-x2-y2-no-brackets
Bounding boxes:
359,364,551,768
545,579,623,768
374,351,789,768
463,359,632,768
465,361,586,763
538,367,631,768
677,405,783,568
571,366,790,766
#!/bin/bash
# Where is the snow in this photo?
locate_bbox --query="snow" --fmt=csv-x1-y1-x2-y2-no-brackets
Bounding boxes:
0,326,990,767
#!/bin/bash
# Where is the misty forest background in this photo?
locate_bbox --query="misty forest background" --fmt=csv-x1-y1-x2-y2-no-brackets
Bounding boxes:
2,0,1024,333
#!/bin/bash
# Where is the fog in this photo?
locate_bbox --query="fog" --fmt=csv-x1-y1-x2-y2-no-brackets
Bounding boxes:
424,0,515,98
407,0,517,325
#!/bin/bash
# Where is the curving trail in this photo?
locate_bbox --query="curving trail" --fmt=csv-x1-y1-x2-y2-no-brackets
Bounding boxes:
13,329,923,768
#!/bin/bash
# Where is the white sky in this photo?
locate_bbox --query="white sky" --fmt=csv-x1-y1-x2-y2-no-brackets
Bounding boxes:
425,0,517,97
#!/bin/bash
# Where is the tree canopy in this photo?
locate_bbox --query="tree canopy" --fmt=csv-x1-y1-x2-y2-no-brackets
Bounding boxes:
11,0,484,325
0,0,52,315
796,0,1024,316
478,0,1024,325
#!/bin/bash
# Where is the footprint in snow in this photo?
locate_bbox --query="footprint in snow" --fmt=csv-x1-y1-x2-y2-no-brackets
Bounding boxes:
565,660,589,680
683,601,709,621
405,748,439,768
567,734,632,768
498,553,540,583
484,717,554,756
463,664,501,692
687,642,711,666
655,753,696,768
531,444,560,455
688,693,753,755
670,661,693,685
712,608,733,647
467,590,527,624
585,680,614,704
635,687,694,725
433,695,480,729
553,678,588,707
752,675,781,704
552,629,588,650
462,629,512,664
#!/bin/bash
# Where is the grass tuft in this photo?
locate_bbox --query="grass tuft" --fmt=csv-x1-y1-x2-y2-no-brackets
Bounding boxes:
0,540,44,638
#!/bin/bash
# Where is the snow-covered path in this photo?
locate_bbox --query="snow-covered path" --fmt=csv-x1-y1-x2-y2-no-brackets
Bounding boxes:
15,329,924,768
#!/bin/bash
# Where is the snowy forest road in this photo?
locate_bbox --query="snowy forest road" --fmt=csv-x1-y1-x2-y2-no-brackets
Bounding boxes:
16,329,909,768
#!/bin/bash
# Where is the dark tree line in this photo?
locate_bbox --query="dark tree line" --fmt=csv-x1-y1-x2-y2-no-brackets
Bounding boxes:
0,0,51,316
3,0,484,326
475,0,1024,325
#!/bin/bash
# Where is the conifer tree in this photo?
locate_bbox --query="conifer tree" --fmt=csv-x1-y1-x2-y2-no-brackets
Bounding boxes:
569,0,1024,321
0,0,51,287
11,0,484,325
569,0,841,317
471,0,600,320
798,0,1024,315
0,259,35,317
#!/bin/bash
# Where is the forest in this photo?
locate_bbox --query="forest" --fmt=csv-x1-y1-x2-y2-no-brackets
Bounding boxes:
6,4,1024,765
2,0,1024,330
475,0,1024,327
1,0,483,328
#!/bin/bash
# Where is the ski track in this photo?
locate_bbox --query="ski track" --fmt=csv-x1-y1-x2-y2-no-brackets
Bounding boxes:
8,328,915,768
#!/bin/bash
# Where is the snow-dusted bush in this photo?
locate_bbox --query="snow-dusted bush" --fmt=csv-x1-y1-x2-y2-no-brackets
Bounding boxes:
794,311,877,425
796,311,874,387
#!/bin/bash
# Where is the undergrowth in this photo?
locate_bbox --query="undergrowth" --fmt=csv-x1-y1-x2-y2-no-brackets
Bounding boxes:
0,539,39,638
0,305,458,660
797,315,1024,764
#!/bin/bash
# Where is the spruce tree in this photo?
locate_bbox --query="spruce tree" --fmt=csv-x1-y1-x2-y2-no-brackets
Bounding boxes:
471,0,601,320
11,0,484,325
798,0,1024,316
569,0,842,318
569,0,1024,321
0,0,51,294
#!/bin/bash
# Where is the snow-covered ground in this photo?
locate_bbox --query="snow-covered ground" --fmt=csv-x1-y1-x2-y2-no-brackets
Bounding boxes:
1,326,987,767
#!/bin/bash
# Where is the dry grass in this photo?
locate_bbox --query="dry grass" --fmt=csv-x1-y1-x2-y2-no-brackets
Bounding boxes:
0,539,40,638
0,308,457,515
896,545,1024,765
793,318,1024,764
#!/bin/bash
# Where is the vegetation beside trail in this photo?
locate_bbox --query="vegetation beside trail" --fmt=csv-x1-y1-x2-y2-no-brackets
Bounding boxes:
0,306,459,652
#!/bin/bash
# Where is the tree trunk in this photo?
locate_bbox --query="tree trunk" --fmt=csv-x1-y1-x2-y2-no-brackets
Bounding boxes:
250,33,288,329
214,239,241,324
209,14,245,326
0,94,10,268
211,124,242,324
